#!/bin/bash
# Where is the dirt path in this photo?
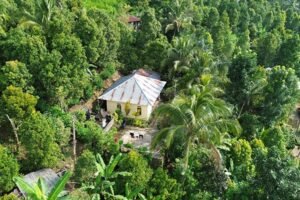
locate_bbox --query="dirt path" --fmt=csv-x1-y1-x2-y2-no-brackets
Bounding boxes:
69,71,121,113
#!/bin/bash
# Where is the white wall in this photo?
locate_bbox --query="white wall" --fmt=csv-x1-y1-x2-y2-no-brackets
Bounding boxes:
106,100,152,120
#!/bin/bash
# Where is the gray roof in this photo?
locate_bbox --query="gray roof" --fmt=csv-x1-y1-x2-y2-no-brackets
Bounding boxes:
19,169,59,196
99,72,166,106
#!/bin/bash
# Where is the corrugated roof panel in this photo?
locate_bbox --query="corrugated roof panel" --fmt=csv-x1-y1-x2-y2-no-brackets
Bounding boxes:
99,73,166,106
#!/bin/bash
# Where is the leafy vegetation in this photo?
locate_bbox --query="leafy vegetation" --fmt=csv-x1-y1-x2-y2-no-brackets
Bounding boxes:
1,0,300,199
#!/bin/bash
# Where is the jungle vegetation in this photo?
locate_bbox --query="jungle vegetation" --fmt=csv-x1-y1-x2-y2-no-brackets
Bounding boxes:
0,0,300,199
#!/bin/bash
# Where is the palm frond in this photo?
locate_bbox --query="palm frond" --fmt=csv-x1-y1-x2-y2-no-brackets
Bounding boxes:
48,171,71,200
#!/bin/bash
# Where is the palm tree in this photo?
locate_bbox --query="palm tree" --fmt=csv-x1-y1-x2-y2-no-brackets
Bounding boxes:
19,0,56,29
165,0,194,36
84,153,131,199
151,76,241,169
13,171,71,200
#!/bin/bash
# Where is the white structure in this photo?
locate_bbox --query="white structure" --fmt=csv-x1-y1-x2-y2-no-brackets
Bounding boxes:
99,70,166,120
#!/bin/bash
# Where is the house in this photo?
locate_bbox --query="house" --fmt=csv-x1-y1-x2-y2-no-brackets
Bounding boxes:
127,16,141,30
99,69,166,120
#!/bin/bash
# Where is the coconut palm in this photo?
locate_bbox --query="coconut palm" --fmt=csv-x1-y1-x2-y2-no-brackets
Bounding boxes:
13,171,71,200
151,76,241,169
19,0,56,29
165,0,194,36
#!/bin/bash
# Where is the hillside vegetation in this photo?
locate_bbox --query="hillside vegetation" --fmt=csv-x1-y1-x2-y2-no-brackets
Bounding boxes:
0,0,300,199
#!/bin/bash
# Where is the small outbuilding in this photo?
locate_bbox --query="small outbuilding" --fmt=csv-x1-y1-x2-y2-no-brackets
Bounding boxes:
14,169,61,197
99,69,166,120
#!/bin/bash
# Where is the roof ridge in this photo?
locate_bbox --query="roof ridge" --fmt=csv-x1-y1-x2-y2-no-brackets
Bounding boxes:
133,74,153,105
99,74,133,98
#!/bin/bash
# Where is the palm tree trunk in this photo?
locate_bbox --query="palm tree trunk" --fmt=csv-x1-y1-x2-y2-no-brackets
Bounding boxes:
210,144,223,170
184,137,192,169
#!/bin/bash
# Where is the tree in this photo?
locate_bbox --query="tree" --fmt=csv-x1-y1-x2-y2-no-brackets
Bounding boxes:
0,60,33,93
164,0,194,37
228,139,255,181
118,151,153,193
142,36,171,72
261,66,299,126
0,145,19,194
136,8,161,48
227,52,266,116
87,8,120,67
19,113,61,171
19,0,56,29
252,147,300,199
0,86,37,151
256,31,281,67
152,79,241,168
0,86,37,122
13,171,71,200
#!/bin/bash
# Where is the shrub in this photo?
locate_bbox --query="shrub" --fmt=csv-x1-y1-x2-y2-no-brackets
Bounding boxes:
74,150,97,183
68,189,91,200
147,168,184,200
93,76,103,89
126,118,147,128
0,194,18,200
84,84,94,100
0,145,19,194
118,151,153,192
100,64,115,80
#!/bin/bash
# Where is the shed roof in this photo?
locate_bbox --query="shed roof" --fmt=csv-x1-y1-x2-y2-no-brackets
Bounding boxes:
19,169,59,196
128,16,141,23
99,73,166,106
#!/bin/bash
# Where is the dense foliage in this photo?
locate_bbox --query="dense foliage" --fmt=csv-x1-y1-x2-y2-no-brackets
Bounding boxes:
0,0,300,199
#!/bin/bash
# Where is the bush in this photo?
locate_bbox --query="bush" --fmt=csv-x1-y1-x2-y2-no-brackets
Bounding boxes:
46,106,73,127
74,150,97,183
0,145,19,194
117,151,153,192
147,168,184,200
68,189,91,200
100,64,115,80
84,84,94,100
93,76,103,89
76,121,119,157
126,118,147,128
0,194,18,200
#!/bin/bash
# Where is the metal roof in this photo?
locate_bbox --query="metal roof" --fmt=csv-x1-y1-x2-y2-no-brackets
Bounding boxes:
128,16,141,23
19,169,59,196
99,73,166,106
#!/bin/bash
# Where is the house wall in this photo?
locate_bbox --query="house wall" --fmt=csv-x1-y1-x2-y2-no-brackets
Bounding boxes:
106,100,152,120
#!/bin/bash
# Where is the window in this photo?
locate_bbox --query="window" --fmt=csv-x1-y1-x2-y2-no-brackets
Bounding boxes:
137,106,142,116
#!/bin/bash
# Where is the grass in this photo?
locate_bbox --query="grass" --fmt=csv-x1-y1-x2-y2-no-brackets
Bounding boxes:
82,0,127,14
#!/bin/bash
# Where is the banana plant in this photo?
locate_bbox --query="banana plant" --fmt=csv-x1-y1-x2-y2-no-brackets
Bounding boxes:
103,183,147,200
13,171,71,200
84,153,131,198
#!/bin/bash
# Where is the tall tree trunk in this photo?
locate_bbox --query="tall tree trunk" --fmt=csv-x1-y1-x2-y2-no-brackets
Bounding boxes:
6,115,20,153
72,116,77,167
184,137,192,169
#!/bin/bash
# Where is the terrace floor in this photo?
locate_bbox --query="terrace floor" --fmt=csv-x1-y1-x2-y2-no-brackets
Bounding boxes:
119,126,157,149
